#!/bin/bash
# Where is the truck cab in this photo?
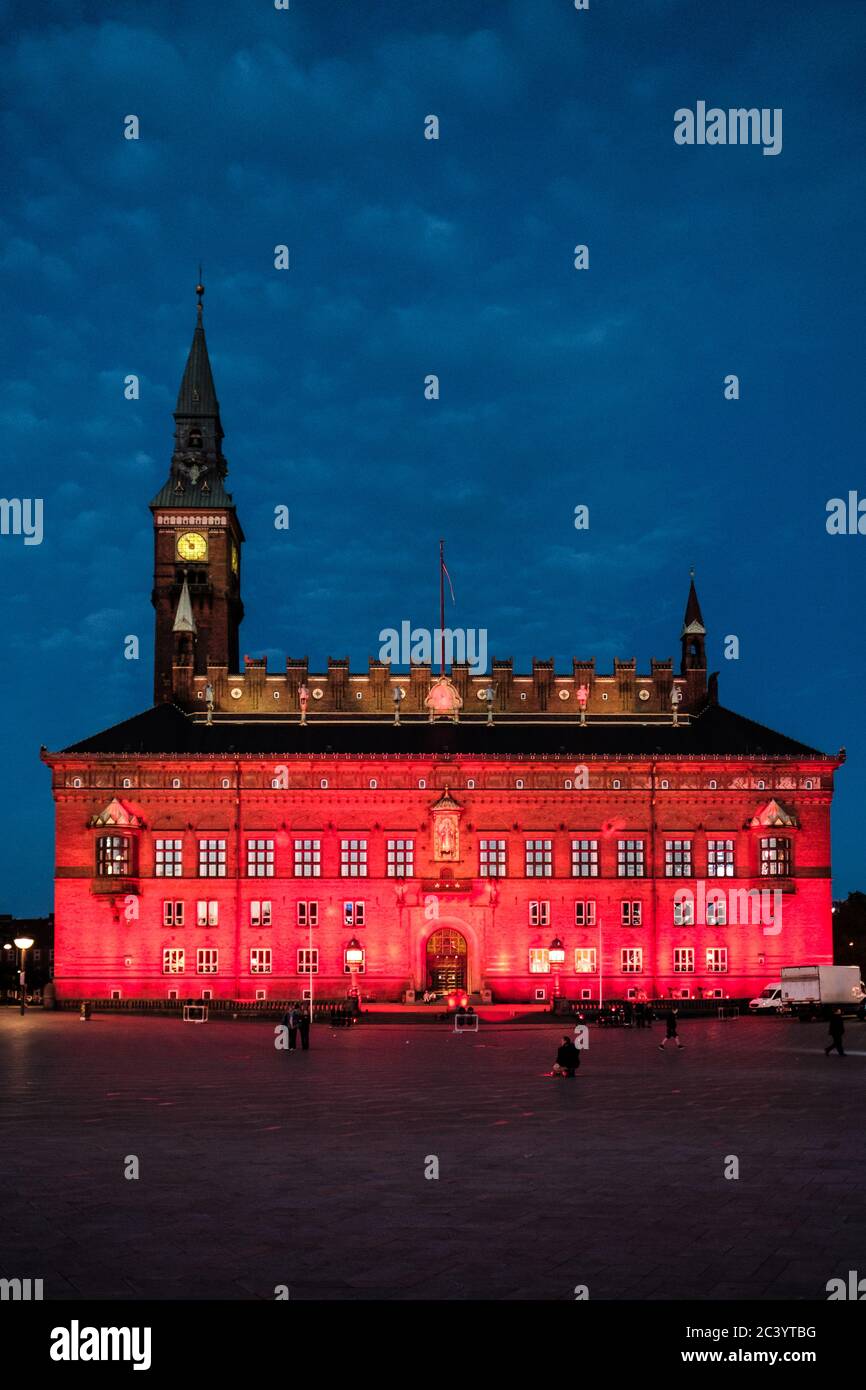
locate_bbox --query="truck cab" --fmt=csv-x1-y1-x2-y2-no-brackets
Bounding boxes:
748,983,785,1014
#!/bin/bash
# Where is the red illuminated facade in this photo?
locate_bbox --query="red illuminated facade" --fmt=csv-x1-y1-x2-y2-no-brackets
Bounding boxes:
42,295,843,1005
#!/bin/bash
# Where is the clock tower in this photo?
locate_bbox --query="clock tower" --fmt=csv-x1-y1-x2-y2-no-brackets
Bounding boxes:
150,283,244,704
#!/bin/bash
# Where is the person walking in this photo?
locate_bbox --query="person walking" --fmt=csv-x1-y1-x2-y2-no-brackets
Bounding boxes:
554,1035,581,1077
299,1004,311,1051
282,1004,300,1052
825,1008,846,1057
658,1006,683,1050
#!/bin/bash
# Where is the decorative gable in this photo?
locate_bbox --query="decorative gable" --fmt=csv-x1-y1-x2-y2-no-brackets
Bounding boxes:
748,799,798,829
89,798,144,829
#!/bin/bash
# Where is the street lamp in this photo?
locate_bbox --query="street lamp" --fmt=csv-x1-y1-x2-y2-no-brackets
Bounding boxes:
549,936,565,1004
14,937,34,1016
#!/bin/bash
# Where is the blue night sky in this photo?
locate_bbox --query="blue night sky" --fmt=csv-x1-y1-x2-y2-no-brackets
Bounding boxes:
1,0,864,913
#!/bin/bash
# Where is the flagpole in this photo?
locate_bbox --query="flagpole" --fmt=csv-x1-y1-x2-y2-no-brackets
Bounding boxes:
439,539,445,676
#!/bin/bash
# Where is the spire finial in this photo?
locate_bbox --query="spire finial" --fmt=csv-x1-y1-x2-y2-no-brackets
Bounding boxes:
196,267,204,315
689,565,695,580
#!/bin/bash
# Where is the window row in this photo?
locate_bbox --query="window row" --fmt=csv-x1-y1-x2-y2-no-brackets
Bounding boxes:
161,946,361,976
530,947,729,974
98,834,794,880
162,900,364,927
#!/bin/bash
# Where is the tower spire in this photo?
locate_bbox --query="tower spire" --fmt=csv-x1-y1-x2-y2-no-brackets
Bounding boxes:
680,568,706,673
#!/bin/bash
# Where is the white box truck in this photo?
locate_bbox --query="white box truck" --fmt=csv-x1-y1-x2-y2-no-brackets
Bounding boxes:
780,965,866,1021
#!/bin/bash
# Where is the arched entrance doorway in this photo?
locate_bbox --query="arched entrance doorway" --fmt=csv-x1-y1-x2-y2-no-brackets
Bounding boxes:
426,927,468,994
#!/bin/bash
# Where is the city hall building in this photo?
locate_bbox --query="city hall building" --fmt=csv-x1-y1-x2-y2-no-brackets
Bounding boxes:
43,293,843,1005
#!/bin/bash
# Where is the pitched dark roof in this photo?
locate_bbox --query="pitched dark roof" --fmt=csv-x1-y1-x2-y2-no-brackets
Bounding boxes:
52,702,832,761
682,576,705,633
176,312,219,417
149,477,234,509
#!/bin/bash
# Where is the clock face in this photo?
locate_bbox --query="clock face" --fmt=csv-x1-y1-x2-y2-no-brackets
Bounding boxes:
231,540,239,575
177,531,208,562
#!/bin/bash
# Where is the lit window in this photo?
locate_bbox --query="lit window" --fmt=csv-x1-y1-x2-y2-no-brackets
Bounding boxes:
673,947,694,973
515,779,524,790
320,778,329,790
707,947,728,973
387,839,414,877
571,839,599,877
250,901,272,927
707,839,735,877
122,778,132,789
198,839,227,877
660,779,669,790
529,948,550,974
163,948,185,975
418,779,426,790
574,900,596,926
341,839,368,878
196,900,218,927
298,948,319,975
250,948,272,975
171,778,181,789
621,900,642,926
665,840,692,877
247,839,275,877
294,840,321,877
479,839,506,877
343,901,365,927
525,840,552,877
708,780,717,790
621,948,643,973
529,900,551,927
155,838,183,877
612,779,621,790
617,840,645,877
369,779,378,789
706,895,727,926
197,948,218,974
673,896,694,926
162,900,184,926
96,835,131,877
574,948,597,973
297,900,319,927
761,837,791,877
467,779,475,789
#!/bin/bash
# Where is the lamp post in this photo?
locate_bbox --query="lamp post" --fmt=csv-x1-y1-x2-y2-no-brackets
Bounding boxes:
549,936,565,1006
346,937,364,1001
14,937,34,1016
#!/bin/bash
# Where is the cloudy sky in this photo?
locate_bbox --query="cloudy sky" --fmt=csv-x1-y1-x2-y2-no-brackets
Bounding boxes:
1,0,864,911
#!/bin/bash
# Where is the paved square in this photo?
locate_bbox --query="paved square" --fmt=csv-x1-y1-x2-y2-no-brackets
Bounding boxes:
2,1011,864,1300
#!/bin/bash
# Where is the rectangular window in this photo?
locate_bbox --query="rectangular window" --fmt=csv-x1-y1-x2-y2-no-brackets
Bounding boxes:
162,900,184,927
574,900,597,927
297,900,319,927
707,947,728,973
621,948,643,973
574,947,597,973
294,840,321,877
344,901,365,927
479,839,506,877
673,896,695,926
387,839,414,877
250,948,272,975
197,948,218,975
196,900,218,927
621,900,642,927
525,839,552,877
155,838,183,877
761,837,791,877
617,840,645,877
162,948,185,974
571,839,599,878
529,900,551,927
673,947,694,973
247,839,275,877
529,948,550,974
297,948,319,975
96,834,130,877
706,896,727,926
707,838,735,877
198,839,227,877
340,839,368,877
250,900,272,927
665,839,692,877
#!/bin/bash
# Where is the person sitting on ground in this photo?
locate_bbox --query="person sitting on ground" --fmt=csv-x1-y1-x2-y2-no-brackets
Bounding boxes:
554,1034,581,1077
